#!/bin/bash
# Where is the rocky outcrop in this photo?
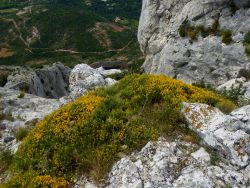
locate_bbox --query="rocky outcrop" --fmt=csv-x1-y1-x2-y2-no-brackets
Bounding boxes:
2,63,120,99
182,103,250,168
138,0,250,86
106,138,249,188
0,87,62,152
68,64,117,98
216,77,250,100
4,62,71,98
0,63,120,154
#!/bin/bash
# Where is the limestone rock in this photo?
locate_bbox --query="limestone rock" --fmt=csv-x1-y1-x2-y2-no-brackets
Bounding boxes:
96,67,122,77
138,0,250,86
0,87,62,152
182,103,250,167
69,64,117,98
4,62,71,98
106,138,249,188
191,147,210,163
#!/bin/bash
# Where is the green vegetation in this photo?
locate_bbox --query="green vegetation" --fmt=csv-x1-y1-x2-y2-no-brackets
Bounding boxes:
17,90,25,98
0,74,8,87
0,112,14,122
221,29,233,45
14,127,31,141
86,0,142,20
178,20,233,45
209,150,221,165
178,25,186,38
238,68,250,80
244,32,250,56
193,79,244,108
2,74,235,187
0,148,13,175
0,0,143,67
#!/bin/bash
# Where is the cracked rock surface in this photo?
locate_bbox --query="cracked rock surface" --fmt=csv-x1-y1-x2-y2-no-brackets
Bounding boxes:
138,0,250,86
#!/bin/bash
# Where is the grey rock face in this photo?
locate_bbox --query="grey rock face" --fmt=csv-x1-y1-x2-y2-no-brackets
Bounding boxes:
35,63,70,98
69,64,117,98
216,77,250,101
182,103,250,167
0,87,62,152
138,0,250,86
4,62,71,99
106,137,249,188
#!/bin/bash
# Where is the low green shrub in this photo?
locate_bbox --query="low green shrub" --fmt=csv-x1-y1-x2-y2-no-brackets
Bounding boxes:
18,91,25,98
238,69,250,80
244,32,250,56
3,74,235,187
178,25,186,37
178,20,233,45
0,74,8,87
211,19,220,35
187,27,198,41
0,148,13,174
14,127,31,141
19,84,29,93
244,32,250,44
196,25,209,38
0,112,14,122
246,45,250,56
221,29,233,45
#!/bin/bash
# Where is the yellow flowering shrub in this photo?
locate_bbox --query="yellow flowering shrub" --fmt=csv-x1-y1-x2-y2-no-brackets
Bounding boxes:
3,74,235,187
34,175,68,188
2,172,68,188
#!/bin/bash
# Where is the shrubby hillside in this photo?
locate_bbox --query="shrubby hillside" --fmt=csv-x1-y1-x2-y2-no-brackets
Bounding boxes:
1,74,235,187
0,0,143,67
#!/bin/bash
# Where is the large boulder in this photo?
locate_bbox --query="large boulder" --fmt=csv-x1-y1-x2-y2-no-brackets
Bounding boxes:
138,0,250,86
69,64,118,98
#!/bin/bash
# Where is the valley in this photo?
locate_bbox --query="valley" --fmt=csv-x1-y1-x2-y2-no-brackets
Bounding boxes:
0,0,143,68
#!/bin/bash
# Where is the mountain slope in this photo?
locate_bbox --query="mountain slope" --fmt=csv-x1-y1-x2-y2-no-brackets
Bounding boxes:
1,74,235,186
0,0,143,67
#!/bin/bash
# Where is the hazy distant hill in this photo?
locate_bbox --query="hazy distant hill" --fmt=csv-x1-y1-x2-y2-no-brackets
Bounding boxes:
0,0,143,68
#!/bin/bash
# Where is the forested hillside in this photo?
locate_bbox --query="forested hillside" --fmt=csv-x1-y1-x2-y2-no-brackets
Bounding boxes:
0,0,143,67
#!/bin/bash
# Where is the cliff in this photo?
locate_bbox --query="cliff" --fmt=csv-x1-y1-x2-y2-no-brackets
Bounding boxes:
138,0,250,86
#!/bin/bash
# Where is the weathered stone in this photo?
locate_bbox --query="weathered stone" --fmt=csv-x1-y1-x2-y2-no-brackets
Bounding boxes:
96,67,122,77
69,64,118,98
138,0,250,86
182,103,250,167
0,87,62,152
105,138,249,188
3,136,15,143
191,147,210,163
4,62,71,98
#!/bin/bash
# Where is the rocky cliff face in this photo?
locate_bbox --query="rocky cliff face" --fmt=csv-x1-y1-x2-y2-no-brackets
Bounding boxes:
4,63,71,99
138,0,250,86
